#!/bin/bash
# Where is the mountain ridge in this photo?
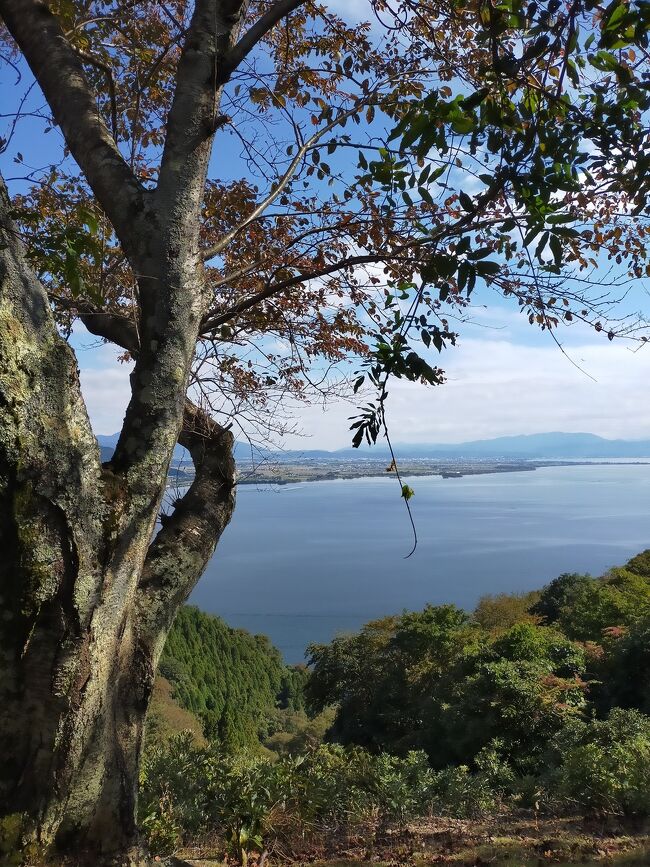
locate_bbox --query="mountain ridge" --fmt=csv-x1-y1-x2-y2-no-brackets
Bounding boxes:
97,431,650,462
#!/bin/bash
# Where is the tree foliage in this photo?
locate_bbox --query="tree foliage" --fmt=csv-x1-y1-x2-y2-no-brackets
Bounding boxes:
306,604,476,753
308,551,650,773
533,567,650,639
158,606,289,748
346,0,650,446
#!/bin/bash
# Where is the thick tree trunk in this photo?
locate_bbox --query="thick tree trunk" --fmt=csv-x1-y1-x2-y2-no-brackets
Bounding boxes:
0,174,236,862
0,176,144,860
0,1,250,860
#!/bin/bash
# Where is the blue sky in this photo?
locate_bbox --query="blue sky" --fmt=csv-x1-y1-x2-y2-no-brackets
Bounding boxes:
3,2,650,448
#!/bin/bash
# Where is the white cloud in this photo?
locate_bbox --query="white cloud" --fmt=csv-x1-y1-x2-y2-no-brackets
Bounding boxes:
325,0,373,19
79,362,132,436
279,332,650,449
74,305,650,449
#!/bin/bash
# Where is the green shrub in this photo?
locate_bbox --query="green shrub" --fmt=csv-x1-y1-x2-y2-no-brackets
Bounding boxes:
548,709,650,815
139,735,444,859
139,731,214,848
430,766,500,818
371,750,437,823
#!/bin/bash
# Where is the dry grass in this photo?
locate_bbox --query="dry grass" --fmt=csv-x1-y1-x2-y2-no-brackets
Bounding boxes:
173,812,650,867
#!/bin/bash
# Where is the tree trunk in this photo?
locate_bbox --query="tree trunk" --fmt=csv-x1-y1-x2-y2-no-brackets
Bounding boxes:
0,0,253,860
0,172,236,862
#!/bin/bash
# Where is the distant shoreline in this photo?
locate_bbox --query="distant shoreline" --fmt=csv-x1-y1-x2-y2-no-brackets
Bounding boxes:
233,458,650,486
166,458,650,488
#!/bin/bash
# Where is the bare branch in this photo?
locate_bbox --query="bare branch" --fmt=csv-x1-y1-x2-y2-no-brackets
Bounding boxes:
202,105,371,261
201,215,506,333
0,0,147,254
219,0,308,84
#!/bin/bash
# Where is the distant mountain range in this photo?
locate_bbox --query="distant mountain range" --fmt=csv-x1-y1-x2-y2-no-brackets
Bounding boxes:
97,431,650,463
301,432,650,460
381,432,650,460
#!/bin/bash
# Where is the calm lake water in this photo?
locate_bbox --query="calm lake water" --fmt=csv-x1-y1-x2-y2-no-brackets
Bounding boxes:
189,464,650,662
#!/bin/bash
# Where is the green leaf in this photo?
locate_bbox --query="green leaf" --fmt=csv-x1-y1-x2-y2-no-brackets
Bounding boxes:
535,231,549,260
549,233,563,266
401,484,415,501
546,212,575,224
604,1,627,31
450,115,474,134
461,88,489,110
475,260,501,277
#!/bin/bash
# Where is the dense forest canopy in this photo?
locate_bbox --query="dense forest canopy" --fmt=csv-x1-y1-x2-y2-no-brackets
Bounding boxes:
158,606,305,748
306,551,650,765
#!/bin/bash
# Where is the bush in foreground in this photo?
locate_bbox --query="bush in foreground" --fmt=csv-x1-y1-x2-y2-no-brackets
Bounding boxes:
548,709,650,816
140,706,650,861
139,735,506,859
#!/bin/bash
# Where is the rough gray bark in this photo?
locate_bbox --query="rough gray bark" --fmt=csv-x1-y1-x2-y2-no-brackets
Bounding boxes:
0,168,236,861
0,165,234,863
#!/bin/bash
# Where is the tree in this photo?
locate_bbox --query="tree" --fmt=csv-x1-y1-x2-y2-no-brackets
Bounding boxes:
308,610,587,773
473,590,542,631
530,573,594,624
0,1,496,859
429,623,587,773
531,569,650,640
306,605,475,754
1,0,650,862
594,616,650,714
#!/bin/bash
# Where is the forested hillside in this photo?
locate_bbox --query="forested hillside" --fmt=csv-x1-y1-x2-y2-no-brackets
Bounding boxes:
141,552,650,862
306,551,650,764
157,606,305,750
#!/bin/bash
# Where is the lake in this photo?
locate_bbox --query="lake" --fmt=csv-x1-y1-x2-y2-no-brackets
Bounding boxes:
189,464,650,662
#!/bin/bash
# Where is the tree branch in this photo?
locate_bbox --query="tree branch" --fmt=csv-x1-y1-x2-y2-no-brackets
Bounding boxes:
200,164,512,330
218,0,308,84
202,104,371,261
200,214,507,333
73,301,140,355
74,301,236,625
69,45,119,142
72,295,235,642
155,0,248,219
202,253,405,332
0,0,148,254
136,399,236,644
